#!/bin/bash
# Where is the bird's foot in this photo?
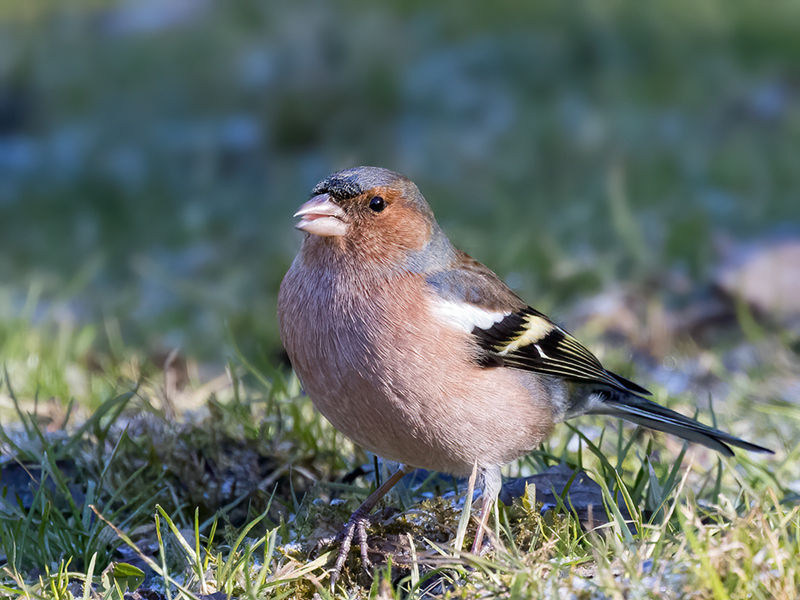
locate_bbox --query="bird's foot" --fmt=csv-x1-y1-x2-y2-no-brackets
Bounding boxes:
329,507,373,589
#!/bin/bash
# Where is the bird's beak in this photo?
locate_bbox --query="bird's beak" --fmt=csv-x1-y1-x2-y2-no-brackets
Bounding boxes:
293,194,348,237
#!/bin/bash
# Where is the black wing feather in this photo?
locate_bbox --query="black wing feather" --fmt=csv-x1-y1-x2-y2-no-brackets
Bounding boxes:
474,307,652,396
473,307,773,455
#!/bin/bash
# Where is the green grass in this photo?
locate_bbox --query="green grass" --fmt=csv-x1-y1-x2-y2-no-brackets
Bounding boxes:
0,301,796,599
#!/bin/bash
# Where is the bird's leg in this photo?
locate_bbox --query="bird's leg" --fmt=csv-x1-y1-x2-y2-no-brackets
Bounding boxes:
330,464,414,589
470,493,494,554
470,465,501,555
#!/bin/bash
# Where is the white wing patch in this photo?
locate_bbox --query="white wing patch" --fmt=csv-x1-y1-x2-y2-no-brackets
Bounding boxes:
429,298,509,333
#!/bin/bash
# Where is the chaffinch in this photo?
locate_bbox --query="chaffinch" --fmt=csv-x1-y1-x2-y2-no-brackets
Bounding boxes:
278,166,771,585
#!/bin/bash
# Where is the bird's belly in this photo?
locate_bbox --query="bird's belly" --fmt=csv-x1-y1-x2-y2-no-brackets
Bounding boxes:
297,350,555,476
304,375,443,470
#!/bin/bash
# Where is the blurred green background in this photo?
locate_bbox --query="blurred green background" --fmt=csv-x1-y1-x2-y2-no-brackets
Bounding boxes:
2,0,799,366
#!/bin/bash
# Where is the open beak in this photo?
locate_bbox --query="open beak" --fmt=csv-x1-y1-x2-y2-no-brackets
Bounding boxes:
293,194,348,237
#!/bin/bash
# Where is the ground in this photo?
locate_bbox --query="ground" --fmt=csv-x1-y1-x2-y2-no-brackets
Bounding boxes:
2,274,798,598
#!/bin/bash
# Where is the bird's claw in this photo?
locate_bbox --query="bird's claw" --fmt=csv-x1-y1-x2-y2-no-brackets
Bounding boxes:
329,508,373,589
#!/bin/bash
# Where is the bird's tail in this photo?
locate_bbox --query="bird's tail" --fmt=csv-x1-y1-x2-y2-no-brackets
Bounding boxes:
588,391,773,456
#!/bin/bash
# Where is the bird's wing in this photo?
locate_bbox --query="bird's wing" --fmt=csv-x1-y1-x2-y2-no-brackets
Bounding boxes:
472,306,651,395
426,252,651,396
425,253,775,456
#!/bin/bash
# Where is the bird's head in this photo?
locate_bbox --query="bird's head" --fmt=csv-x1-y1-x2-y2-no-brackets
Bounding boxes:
294,167,444,265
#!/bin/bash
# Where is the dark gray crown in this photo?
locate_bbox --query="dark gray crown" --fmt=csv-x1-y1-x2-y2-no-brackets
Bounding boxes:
311,166,409,200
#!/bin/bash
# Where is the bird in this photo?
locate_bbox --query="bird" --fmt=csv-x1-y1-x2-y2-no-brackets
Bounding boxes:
277,166,772,586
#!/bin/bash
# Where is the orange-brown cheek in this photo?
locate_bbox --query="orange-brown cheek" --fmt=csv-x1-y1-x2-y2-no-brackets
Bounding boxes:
380,206,430,251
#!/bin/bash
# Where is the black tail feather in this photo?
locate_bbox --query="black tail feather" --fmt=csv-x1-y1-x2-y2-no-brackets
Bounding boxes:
589,393,773,456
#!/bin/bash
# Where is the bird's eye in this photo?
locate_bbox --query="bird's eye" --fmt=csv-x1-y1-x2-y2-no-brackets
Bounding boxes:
368,196,386,212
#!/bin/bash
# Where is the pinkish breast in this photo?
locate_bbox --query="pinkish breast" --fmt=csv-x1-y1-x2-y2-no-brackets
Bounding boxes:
278,252,555,475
